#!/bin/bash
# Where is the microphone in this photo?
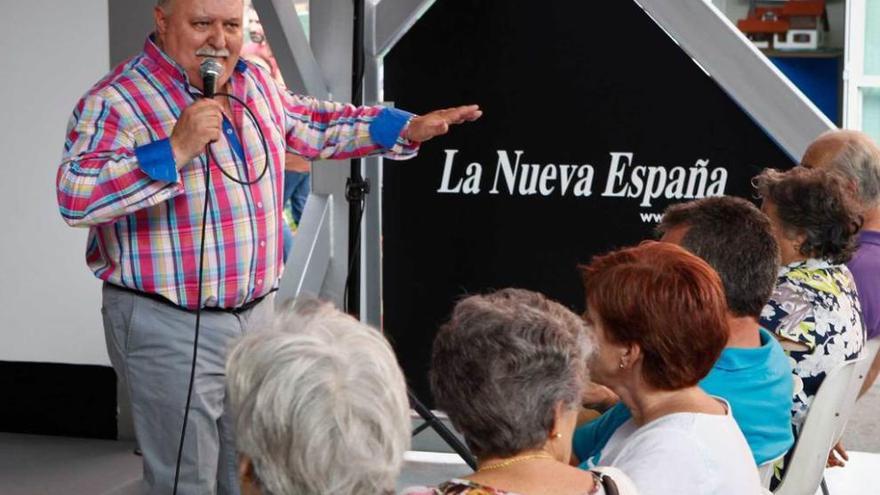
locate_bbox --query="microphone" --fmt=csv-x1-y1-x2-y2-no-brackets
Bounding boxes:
199,58,223,98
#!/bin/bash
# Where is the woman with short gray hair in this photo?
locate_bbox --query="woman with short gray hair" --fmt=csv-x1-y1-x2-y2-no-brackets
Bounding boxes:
226,298,410,495
403,288,635,495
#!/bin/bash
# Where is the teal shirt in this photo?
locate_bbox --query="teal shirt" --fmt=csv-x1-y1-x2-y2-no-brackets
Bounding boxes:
573,328,794,467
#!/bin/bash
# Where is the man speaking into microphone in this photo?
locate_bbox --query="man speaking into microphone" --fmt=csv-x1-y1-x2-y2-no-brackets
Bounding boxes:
55,0,481,493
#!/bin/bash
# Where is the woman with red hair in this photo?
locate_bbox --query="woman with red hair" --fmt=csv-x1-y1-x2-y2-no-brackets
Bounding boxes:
580,242,761,495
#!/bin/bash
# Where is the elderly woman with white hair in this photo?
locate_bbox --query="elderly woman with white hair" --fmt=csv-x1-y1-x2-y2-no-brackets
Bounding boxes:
403,288,637,495
226,298,411,495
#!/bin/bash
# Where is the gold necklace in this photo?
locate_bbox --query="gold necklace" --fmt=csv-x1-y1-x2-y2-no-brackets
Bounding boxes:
478,453,555,471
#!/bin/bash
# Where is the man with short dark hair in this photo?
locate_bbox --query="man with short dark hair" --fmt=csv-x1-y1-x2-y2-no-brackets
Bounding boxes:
573,196,794,471
56,0,480,493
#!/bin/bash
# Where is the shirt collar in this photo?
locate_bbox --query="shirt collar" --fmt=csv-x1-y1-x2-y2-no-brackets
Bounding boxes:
778,257,834,277
143,35,248,88
712,328,776,371
859,229,880,246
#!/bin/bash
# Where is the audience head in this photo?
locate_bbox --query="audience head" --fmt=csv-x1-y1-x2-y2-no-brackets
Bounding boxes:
431,288,592,462
226,297,410,495
579,241,728,391
801,130,880,210
754,167,862,265
658,196,780,320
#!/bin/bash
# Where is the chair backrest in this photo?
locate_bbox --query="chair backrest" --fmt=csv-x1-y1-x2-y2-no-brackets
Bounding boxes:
774,356,866,495
857,339,880,391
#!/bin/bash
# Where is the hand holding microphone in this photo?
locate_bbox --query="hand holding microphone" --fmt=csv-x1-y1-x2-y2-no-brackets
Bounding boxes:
169,59,225,169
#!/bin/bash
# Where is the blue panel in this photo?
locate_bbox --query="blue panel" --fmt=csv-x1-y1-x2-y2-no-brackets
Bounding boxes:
770,55,842,126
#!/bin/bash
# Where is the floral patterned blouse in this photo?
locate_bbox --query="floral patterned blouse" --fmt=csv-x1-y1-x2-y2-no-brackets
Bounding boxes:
760,258,866,428
402,478,603,495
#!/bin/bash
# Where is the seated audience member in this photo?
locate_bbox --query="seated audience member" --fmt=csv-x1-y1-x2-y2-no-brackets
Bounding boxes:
226,298,411,495
801,130,880,468
573,197,794,469
579,242,762,495
281,154,311,263
802,130,880,395
754,167,866,430
404,288,637,495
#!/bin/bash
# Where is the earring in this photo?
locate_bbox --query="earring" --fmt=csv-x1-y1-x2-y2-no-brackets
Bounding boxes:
553,432,562,439
618,359,626,369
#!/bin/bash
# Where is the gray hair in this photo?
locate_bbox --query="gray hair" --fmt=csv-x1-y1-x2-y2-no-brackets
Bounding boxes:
827,133,880,208
430,288,592,459
226,298,411,495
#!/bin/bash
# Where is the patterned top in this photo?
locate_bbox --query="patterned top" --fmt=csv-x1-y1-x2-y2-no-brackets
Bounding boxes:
57,37,417,309
760,258,866,427
402,478,602,495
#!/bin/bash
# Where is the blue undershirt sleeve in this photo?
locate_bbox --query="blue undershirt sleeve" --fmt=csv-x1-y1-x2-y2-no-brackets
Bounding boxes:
369,107,415,149
134,138,178,182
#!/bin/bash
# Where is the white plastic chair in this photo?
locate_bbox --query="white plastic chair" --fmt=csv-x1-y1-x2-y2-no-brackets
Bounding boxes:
859,339,880,392
773,356,867,495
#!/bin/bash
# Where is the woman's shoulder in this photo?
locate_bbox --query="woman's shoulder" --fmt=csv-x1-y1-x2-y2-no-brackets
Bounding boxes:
401,479,514,495
400,486,440,495
614,408,747,466
780,259,857,297
614,414,712,460
611,412,757,494
765,259,859,328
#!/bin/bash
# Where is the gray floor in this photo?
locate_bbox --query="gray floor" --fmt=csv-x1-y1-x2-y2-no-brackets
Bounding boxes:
841,377,880,452
0,381,877,495
0,433,141,495
0,431,472,495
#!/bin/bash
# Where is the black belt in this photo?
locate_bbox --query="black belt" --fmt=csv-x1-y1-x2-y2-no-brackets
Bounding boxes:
108,283,273,315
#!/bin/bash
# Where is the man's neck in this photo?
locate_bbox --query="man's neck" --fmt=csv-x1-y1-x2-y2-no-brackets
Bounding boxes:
726,315,761,349
863,207,880,232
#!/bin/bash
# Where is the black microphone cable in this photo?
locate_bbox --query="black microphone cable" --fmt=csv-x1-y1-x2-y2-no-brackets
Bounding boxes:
171,140,212,495
171,87,270,495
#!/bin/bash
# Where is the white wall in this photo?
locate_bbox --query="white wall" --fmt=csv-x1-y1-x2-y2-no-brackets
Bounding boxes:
0,1,110,365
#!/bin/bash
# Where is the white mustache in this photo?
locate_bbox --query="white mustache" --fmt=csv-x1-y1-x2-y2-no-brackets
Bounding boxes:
196,48,231,58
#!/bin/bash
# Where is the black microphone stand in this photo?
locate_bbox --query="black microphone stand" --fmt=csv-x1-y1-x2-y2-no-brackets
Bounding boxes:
347,0,477,472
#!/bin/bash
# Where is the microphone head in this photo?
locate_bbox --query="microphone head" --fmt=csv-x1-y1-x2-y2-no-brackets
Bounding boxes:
199,58,223,98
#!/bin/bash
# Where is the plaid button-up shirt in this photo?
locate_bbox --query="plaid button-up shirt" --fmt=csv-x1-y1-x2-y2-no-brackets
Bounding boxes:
57,37,417,309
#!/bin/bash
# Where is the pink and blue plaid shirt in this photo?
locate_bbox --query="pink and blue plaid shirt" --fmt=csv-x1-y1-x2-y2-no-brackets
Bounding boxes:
57,37,417,309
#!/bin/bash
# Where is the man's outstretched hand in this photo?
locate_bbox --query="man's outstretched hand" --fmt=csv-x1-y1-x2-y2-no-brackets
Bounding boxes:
404,105,482,143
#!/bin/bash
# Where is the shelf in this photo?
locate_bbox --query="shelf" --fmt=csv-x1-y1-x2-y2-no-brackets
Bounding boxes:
761,48,844,58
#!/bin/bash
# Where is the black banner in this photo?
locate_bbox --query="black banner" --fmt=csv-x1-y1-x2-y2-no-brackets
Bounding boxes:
383,0,795,404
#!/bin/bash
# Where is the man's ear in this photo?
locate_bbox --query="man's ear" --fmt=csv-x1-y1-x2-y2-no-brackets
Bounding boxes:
845,179,863,204
239,455,256,485
154,5,169,36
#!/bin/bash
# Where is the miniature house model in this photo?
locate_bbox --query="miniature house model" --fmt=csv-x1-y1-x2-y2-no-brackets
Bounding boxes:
738,0,827,50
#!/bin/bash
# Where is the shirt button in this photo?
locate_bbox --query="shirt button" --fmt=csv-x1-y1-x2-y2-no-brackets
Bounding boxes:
226,128,233,135
259,240,266,247
257,202,263,209
256,279,263,285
